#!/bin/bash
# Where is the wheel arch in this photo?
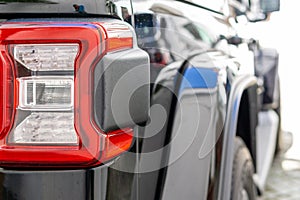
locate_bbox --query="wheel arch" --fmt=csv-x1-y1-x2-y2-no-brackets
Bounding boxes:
236,84,258,168
217,75,258,200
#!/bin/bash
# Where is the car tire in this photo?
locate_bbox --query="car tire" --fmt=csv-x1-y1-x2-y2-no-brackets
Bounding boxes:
231,137,257,200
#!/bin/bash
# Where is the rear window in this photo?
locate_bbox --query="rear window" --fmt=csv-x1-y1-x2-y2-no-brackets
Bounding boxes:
0,0,132,17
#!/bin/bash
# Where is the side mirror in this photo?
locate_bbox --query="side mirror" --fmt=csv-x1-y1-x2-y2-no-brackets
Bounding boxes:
227,36,243,46
260,0,280,13
213,35,243,47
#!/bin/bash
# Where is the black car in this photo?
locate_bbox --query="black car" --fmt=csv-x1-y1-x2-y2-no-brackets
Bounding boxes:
0,0,280,200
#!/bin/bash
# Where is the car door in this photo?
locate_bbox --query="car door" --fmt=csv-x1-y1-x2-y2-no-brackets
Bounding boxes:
130,1,230,200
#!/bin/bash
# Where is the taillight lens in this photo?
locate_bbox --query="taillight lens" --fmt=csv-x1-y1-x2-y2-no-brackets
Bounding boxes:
0,22,134,168
17,76,74,111
14,44,79,71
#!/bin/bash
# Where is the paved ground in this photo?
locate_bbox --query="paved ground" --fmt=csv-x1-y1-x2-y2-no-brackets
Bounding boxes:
261,131,300,200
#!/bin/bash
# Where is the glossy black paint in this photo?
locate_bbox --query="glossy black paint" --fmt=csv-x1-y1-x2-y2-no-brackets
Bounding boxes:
0,0,131,17
0,165,108,200
134,60,185,200
131,7,229,199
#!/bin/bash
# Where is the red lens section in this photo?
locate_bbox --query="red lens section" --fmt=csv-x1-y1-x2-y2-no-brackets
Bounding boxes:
0,50,14,139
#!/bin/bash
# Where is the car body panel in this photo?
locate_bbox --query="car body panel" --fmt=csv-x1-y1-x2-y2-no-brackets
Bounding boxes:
0,0,280,200
0,165,108,200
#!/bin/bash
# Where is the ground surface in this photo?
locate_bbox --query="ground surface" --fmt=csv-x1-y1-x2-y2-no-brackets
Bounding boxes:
261,131,300,200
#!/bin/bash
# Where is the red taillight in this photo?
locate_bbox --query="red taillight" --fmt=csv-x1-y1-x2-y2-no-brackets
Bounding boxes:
0,50,14,139
0,22,134,168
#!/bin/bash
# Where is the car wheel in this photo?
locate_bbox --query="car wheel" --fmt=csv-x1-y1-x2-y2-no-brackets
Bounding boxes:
231,137,257,200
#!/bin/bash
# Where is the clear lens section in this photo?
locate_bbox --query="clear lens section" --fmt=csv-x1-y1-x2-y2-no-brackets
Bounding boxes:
10,112,78,145
10,44,78,146
18,77,73,111
14,44,79,71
